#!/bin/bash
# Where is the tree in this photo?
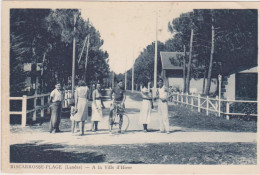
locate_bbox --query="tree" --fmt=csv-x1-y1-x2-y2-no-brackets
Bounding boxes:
168,12,194,93
45,9,110,86
133,42,166,87
10,9,52,95
167,9,257,94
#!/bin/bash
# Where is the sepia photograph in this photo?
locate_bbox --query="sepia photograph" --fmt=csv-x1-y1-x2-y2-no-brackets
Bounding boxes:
1,1,259,174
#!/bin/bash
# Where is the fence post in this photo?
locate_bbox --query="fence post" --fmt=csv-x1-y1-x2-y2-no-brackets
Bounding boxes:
191,95,194,110
186,93,188,105
226,98,230,120
181,92,183,104
22,95,27,127
41,96,44,117
218,74,222,117
177,92,179,104
198,94,201,112
206,95,209,116
33,95,37,121
215,96,219,117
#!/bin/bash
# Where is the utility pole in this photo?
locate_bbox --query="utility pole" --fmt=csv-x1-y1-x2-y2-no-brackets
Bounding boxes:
125,58,127,90
72,14,77,98
153,12,158,93
78,36,88,64
132,51,135,92
183,45,187,93
206,13,215,95
186,27,194,94
84,35,90,82
112,71,114,88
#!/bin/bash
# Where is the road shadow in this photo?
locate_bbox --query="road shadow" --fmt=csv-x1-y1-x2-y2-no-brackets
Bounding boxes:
10,143,106,163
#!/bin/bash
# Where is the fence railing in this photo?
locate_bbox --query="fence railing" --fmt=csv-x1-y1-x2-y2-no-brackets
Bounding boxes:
9,90,77,126
9,93,50,126
169,92,258,120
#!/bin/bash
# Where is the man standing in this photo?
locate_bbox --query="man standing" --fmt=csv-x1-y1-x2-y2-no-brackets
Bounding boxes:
49,82,64,133
109,79,126,133
156,78,170,134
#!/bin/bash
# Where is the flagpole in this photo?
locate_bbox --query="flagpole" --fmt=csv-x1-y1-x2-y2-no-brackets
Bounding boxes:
153,12,158,94
125,57,127,90
132,50,135,92
72,14,77,98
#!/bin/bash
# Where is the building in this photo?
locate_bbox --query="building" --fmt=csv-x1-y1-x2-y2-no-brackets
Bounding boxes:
23,63,42,92
160,52,217,94
223,66,257,100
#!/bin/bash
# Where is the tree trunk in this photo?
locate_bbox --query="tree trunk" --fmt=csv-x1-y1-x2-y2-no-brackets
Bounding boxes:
205,23,215,95
186,29,194,94
202,68,207,94
183,45,187,93
41,52,46,93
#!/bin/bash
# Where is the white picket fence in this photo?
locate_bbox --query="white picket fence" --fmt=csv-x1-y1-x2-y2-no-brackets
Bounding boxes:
9,93,50,126
169,92,258,120
9,90,75,127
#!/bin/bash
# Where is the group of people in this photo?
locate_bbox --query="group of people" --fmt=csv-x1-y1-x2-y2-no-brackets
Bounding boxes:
48,77,170,135
139,78,170,134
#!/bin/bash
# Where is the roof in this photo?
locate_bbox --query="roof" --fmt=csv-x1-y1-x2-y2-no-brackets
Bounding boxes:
160,52,187,70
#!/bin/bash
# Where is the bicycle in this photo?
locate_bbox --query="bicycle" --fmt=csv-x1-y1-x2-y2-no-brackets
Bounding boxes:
109,103,129,133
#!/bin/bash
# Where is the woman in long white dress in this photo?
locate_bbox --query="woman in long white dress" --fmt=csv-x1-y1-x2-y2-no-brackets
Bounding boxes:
71,80,89,136
91,83,105,132
139,82,153,132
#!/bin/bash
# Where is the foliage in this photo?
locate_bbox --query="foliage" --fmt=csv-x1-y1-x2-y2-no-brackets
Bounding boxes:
167,9,258,93
132,41,166,86
10,9,110,96
10,9,51,95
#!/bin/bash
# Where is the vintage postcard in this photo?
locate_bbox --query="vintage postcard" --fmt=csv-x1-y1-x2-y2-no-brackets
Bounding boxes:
2,1,260,174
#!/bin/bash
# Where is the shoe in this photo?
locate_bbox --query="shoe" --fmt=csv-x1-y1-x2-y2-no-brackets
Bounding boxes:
166,131,170,134
56,130,62,133
51,129,56,134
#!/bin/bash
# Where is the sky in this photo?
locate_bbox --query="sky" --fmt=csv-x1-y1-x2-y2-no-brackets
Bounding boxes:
81,2,193,74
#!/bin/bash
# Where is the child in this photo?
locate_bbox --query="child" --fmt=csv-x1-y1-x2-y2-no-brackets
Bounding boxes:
70,106,78,134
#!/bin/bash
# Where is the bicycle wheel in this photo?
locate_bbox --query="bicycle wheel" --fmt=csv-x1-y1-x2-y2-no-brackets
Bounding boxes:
121,114,130,132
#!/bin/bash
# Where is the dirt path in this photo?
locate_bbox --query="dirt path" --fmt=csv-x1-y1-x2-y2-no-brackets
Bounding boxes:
9,95,256,146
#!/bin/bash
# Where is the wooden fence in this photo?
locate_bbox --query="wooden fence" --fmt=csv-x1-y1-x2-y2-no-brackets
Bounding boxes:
169,92,258,120
9,93,50,126
9,90,75,127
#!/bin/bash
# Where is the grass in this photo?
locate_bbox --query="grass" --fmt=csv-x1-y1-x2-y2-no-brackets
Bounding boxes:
127,90,257,133
10,142,256,164
168,105,257,132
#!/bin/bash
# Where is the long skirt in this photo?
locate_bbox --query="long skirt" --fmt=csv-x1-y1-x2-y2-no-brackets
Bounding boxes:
91,100,103,122
139,99,152,124
49,102,61,131
158,100,170,132
73,98,88,121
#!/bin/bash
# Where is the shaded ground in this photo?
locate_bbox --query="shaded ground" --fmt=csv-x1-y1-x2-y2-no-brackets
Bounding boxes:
10,142,256,164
